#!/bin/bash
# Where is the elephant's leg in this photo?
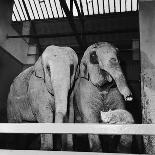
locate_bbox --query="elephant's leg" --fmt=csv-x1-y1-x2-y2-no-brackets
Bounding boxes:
83,111,102,152
36,108,54,150
117,135,133,153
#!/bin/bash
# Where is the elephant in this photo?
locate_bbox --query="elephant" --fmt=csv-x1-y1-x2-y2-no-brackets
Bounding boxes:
101,109,134,153
71,42,133,152
7,45,79,150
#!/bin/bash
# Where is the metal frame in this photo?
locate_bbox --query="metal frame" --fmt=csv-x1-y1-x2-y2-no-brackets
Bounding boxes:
12,0,139,21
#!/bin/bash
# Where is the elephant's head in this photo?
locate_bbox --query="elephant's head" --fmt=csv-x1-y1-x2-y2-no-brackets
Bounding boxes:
80,42,132,101
34,45,78,122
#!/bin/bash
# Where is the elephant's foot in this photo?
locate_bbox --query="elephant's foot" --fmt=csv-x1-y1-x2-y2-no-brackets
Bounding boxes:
88,134,102,152
61,134,74,151
66,134,74,151
117,135,132,153
40,134,53,150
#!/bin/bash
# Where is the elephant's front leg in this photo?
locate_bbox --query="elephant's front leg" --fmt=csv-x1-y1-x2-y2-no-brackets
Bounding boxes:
36,105,54,150
36,103,54,150
29,86,54,150
82,109,102,152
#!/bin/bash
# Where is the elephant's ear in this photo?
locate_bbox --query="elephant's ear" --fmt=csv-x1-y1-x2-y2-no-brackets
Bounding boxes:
34,57,44,79
80,61,88,79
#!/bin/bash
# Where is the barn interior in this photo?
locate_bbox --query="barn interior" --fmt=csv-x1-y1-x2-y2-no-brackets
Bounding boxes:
0,0,155,154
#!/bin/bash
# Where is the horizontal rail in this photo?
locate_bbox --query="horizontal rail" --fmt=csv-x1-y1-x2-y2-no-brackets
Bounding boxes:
0,150,147,155
0,123,155,135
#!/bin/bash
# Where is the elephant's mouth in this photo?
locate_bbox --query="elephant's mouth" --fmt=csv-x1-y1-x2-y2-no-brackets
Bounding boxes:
89,69,117,91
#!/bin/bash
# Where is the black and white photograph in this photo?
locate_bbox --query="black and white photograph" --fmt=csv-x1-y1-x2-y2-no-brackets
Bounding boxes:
0,0,154,154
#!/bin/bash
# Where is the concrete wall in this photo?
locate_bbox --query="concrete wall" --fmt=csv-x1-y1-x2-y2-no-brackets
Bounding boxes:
139,1,155,153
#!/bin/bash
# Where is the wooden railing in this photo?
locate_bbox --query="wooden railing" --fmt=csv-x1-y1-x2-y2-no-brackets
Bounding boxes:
0,123,154,155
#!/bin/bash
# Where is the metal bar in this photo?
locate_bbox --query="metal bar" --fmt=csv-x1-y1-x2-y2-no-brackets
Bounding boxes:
86,0,89,15
120,0,121,12
97,0,100,14
103,0,105,14
137,0,139,10
27,0,36,19
38,0,46,19
91,0,95,15
54,0,59,18
48,0,55,18
43,1,50,18
60,4,65,17
17,0,26,20
73,0,83,23
59,0,85,51
125,0,127,11
7,28,139,38
79,0,84,15
131,0,132,11
70,0,73,13
108,0,110,13
14,1,22,21
114,0,116,12
13,12,18,21
33,0,41,19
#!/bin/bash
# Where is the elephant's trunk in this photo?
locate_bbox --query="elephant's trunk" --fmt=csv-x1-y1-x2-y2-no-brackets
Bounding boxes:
51,66,70,123
104,65,133,101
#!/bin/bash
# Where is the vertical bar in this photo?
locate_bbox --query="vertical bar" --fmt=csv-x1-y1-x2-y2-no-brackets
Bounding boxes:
103,0,105,14
137,0,139,10
48,0,55,18
79,0,84,15
125,0,127,11
131,0,132,11
33,0,41,19
14,2,22,21
53,0,59,17
114,0,116,12
91,0,95,15
97,0,100,14
120,0,121,12
60,2,65,17
27,0,36,19
70,0,73,12
17,0,26,20
86,0,89,15
43,1,50,18
108,0,110,13
38,1,46,19
13,11,18,21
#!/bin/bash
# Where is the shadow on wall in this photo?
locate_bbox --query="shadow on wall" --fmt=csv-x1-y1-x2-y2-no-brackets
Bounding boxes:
0,47,23,123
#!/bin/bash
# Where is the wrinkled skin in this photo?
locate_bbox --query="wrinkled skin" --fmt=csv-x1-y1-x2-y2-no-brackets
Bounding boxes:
7,45,78,150
72,42,133,152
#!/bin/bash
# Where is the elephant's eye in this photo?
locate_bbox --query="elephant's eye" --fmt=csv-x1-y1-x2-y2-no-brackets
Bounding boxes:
90,51,99,64
111,58,118,63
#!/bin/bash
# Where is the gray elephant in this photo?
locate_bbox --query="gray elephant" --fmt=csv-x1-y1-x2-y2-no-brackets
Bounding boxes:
72,42,133,152
7,45,78,150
